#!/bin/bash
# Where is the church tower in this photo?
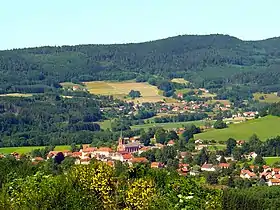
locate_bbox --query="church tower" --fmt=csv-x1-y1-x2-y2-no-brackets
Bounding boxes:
117,130,125,152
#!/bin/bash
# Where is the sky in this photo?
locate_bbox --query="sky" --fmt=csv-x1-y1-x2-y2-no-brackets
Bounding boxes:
1,0,280,50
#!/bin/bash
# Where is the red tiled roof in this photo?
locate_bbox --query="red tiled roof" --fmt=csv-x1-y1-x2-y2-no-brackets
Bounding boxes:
167,140,175,145
201,164,214,169
270,178,280,183
274,168,280,173
122,153,133,160
131,157,148,163
34,157,44,161
274,174,280,179
151,162,164,168
82,147,96,152
241,169,256,177
263,165,270,169
179,163,189,168
97,147,113,152
140,147,150,151
72,152,82,157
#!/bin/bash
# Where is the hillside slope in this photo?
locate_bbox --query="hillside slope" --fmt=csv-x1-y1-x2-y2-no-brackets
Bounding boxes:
1,34,280,94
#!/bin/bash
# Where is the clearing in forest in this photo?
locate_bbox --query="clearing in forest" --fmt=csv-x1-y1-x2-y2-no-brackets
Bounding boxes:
253,92,280,103
84,81,165,103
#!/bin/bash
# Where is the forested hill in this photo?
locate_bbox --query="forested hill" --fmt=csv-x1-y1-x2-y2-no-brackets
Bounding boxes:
1,34,280,94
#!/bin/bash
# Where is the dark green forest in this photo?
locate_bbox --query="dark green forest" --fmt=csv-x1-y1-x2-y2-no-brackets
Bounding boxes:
1,34,280,96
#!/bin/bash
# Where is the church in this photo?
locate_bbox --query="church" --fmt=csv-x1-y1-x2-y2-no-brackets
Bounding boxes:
117,135,142,153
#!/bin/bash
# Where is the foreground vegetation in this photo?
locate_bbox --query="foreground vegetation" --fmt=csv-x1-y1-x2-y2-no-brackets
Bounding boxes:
195,116,280,141
0,157,222,210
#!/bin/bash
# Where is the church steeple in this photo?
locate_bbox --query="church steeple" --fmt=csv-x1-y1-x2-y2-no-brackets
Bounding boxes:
117,130,125,152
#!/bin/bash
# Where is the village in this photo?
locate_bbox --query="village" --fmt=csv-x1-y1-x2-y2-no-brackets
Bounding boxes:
4,127,280,188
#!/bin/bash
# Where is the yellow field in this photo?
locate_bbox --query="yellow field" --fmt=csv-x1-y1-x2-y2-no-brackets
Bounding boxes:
171,78,190,84
0,93,33,97
84,81,165,103
254,92,280,103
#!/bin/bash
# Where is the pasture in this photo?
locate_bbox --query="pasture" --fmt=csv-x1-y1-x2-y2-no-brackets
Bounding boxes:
131,120,206,130
253,92,280,103
84,81,165,103
195,116,280,142
0,145,71,155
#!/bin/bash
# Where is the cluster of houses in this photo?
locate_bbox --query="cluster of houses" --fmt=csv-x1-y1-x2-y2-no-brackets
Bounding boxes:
43,135,177,167
240,165,280,186
159,101,210,114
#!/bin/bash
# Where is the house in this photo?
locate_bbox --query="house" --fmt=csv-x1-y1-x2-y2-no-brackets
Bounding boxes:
243,111,258,117
32,157,44,162
260,171,273,180
177,93,183,99
138,147,150,154
151,162,164,168
263,165,272,172
72,85,79,91
236,140,245,146
121,153,133,162
167,140,175,146
178,163,189,173
189,170,200,176
94,147,113,157
47,151,59,159
218,163,230,169
201,164,216,172
195,139,203,144
130,157,148,164
272,168,280,175
249,152,258,159
268,179,280,186
72,152,82,158
240,170,257,179
81,147,96,158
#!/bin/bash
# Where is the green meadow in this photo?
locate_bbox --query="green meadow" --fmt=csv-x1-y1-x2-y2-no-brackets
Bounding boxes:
195,116,280,142
0,145,71,155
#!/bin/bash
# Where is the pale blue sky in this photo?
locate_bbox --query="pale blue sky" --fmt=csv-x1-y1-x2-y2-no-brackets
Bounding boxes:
1,0,279,50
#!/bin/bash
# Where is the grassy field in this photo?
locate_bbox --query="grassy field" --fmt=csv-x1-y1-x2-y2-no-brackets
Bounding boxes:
171,78,190,84
99,120,112,130
84,81,165,103
0,145,71,155
131,120,206,130
264,157,280,166
195,116,280,142
0,93,33,97
253,92,280,103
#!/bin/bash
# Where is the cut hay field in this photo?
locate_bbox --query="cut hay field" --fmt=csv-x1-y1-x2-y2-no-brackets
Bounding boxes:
84,81,165,103
253,92,280,103
0,145,71,155
131,120,206,130
0,93,33,97
171,78,190,84
195,116,280,142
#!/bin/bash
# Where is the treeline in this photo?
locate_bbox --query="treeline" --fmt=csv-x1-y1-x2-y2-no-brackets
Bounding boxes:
223,186,280,210
0,156,222,210
153,113,208,123
1,35,280,98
